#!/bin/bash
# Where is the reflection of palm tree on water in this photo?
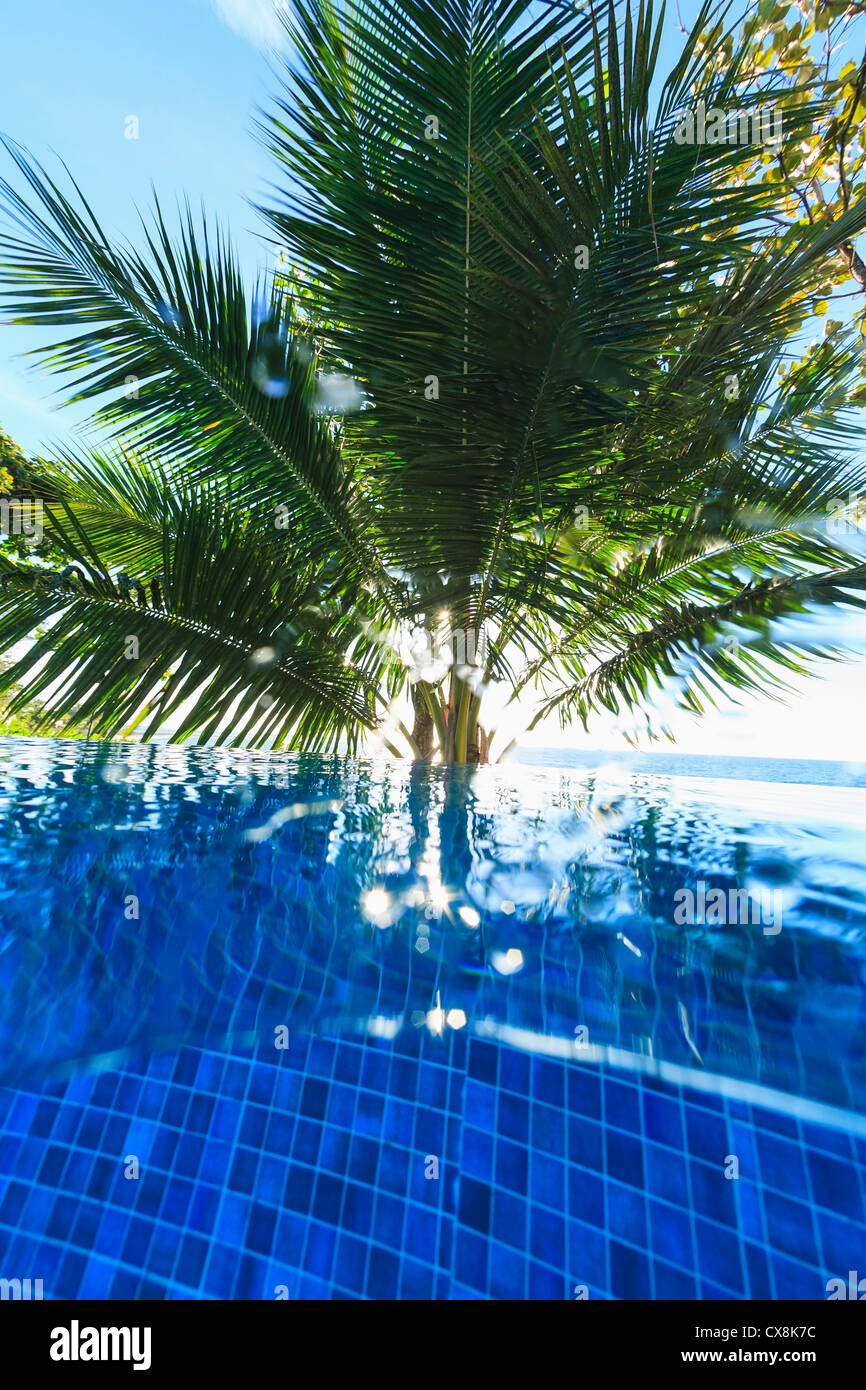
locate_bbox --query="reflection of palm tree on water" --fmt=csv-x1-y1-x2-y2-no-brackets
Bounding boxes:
1,743,864,1111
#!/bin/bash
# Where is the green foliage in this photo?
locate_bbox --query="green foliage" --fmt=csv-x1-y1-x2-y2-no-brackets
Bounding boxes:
697,0,866,348
0,0,865,758
0,658,87,737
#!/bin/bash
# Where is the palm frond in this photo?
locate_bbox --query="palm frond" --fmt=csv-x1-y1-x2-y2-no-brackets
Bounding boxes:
0,452,387,749
0,140,399,604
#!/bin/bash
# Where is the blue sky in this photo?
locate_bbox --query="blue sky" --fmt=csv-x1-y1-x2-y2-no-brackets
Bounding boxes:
1,0,866,760
0,0,278,445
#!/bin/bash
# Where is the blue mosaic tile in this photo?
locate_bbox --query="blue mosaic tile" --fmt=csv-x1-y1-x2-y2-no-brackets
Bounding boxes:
1,1029,864,1299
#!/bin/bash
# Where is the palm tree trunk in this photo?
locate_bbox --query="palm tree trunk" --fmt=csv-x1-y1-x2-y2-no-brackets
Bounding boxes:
410,685,434,761
416,680,447,756
452,675,470,763
410,678,488,765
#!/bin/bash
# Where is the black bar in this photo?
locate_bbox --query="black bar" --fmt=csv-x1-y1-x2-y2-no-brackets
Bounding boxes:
2,1298,862,1376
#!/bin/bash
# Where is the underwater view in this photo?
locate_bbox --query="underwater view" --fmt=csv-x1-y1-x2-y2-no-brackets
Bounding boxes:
1,736,864,1301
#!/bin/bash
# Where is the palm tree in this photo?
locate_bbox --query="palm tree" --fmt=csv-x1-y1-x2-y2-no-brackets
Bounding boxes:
1,0,866,760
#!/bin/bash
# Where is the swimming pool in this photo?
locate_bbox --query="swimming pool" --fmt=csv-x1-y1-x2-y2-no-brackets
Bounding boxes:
0,738,864,1299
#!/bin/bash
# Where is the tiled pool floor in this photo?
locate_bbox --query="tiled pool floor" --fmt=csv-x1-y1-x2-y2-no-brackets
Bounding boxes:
1,1029,863,1300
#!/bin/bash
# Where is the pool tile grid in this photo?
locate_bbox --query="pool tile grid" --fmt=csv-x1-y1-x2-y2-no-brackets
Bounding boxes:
0,1032,864,1300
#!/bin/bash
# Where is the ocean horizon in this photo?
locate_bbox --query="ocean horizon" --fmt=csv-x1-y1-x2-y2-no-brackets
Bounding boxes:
513,745,866,788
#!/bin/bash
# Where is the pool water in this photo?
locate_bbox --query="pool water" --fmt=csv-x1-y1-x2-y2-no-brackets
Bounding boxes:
0,738,864,1299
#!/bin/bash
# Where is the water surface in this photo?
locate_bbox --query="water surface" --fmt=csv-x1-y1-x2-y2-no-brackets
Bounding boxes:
1,737,864,1117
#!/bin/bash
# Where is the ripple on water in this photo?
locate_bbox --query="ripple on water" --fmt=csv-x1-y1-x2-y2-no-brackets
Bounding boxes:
0,736,864,1120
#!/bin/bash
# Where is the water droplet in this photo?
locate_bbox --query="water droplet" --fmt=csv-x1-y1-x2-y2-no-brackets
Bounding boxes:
250,325,291,398
156,302,183,330
250,355,290,398
491,948,524,975
100,763,129,785
249,646,277,669
315,374,365,414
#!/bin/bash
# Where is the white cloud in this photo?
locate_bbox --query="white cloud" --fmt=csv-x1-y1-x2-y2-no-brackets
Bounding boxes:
208,0,289,48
